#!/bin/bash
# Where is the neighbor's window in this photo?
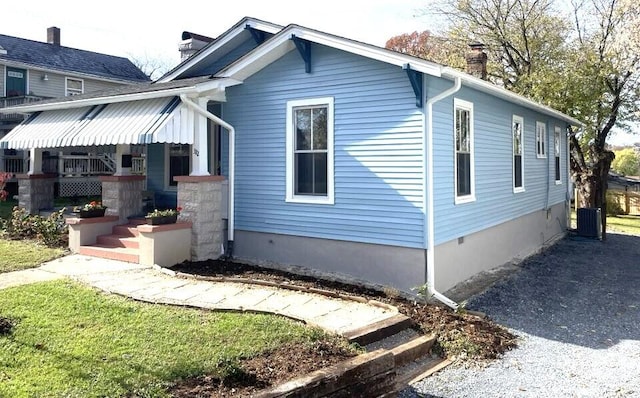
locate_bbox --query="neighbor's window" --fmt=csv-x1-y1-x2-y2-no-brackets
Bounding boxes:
167,144,190,188
286,97,334,204
536,121,546,158
65,77,84,96
513,115,524,192
554,126,562,184
454,99,475,203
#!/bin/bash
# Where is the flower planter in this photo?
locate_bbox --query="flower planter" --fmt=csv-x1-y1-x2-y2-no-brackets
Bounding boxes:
76,208,106,218
146,214,178,225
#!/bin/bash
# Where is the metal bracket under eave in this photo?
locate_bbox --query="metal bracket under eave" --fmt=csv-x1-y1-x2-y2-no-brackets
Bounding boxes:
291,35,311,73
403,64,423,108
246,25,266,44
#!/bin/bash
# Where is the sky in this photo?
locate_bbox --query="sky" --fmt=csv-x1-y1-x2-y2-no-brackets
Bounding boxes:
3,0,638,145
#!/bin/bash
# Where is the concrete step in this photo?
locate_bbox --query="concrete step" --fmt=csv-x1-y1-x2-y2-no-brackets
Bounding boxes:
112,225,140,238
96,234,139,249
344,313,414,345
78,245,139,263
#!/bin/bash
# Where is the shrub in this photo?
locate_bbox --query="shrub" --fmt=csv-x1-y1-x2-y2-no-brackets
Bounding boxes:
606,192,626,216
1,207,68,248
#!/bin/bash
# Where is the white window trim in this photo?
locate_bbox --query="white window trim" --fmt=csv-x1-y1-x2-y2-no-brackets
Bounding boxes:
513,115,525,193
453,98,476,204
536,121,547,158
164,143,191,190
285,97,335,205
554,126,562,185
65,77,84,96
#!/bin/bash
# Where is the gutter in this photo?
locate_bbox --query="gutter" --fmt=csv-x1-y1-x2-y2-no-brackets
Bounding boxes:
179,94,236,256
424,77,462,310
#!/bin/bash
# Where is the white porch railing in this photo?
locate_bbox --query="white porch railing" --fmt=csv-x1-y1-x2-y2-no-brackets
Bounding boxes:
3,155,27,173
132,156,146,175
58,154,116,176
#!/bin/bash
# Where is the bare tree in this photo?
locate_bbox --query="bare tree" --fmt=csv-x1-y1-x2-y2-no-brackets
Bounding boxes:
128,52,177,81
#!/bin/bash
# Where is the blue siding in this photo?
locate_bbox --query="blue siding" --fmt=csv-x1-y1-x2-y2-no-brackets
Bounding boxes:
183,35,270,78
224,45,426,248
429,77,569,245
146,143,176,207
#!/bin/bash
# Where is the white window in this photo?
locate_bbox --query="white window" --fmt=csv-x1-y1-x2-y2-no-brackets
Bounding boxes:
536,121,546,158
65,77,84,96
554,126,562,184
513,115,525,193
165,144,190,189
286,97,334,204
454,99,475,204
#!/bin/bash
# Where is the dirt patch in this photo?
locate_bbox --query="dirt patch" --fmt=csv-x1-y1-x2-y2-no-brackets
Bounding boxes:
168,339,354,397
168,259,518,396
0,316,13,335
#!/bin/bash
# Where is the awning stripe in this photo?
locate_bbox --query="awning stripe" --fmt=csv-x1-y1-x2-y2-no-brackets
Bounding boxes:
0,97,193,149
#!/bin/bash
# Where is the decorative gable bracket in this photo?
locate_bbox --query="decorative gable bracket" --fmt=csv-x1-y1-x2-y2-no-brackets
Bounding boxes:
291,35,312,73
403,64,423,108
246,25,266,44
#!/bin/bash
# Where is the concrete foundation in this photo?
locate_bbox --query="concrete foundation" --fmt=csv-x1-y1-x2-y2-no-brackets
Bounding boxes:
233,202,568,295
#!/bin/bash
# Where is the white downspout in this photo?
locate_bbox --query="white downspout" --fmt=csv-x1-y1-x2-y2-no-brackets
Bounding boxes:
424,77,462,310
180,94,236,248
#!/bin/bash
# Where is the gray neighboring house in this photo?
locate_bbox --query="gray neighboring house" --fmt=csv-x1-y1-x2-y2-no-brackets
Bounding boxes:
0,26,149,173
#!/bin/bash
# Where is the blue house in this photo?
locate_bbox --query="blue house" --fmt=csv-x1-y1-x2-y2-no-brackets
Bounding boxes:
0,18,580,307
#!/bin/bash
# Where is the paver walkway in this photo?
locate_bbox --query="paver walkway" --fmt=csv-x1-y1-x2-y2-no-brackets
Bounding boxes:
0,254,398,336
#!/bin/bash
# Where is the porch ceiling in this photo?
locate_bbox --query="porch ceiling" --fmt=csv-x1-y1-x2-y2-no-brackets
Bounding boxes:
0,97,192,149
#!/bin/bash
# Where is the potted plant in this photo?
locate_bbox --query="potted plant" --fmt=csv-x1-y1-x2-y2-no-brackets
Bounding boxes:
145,207,181,225
73,201,107,218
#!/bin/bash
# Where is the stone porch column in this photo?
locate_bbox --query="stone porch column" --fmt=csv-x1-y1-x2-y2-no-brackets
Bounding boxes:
16,174,55,214
100,175,145,222
175,175,225,261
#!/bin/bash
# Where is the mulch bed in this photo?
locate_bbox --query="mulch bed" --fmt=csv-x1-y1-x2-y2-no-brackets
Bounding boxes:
167,259,518,397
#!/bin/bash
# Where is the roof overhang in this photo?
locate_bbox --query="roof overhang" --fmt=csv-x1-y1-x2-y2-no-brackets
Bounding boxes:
218,25,443,81
0,78,240,114
158,17,283,83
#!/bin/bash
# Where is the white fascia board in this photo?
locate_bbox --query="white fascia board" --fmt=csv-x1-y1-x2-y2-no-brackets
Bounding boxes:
219,26,442,81
442,68,583,127
0,59,145,85
158,18,283,83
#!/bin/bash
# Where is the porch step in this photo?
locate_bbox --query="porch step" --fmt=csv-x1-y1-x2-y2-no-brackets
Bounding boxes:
112,225,141,238
344,313,414,345
96,234,139,249
78,245,139,263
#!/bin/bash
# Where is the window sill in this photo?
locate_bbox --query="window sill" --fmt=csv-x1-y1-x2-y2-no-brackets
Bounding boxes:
286,195,334,205
555,180,562,185
454,195,476,205
513,187,525,194
536,155,547,159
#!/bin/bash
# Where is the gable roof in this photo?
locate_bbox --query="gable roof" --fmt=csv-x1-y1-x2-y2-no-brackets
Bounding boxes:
157,17,282,83
0,33,149,83
216,23,582,127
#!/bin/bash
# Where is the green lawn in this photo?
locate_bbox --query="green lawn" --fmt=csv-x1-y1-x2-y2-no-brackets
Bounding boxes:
0,281,340,398
0,240,67,273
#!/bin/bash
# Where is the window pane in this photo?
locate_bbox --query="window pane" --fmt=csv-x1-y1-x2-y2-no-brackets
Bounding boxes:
312,108,327,150
67,79,82,90
457,153,471,196
456,109,470,152
295,109,311,150
169,144,189,186
555,157,561,181
514,155,523,188
295,153,313,195
513,122,522,155
555,132,560,155
313,153,327,195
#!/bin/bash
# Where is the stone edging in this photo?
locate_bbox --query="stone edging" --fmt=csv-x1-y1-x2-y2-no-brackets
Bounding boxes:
153,265,398,313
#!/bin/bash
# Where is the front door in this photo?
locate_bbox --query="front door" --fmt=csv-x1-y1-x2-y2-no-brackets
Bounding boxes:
5,67,26,97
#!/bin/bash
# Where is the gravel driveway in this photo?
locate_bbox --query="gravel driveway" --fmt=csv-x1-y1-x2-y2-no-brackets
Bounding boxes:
404,233,640,398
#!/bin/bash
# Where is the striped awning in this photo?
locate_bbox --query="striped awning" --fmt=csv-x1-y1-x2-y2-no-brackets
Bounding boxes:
0,96,193,149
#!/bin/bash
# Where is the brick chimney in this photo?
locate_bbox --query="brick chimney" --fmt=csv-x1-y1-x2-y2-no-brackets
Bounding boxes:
47,27,60,46
466,43,487,80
